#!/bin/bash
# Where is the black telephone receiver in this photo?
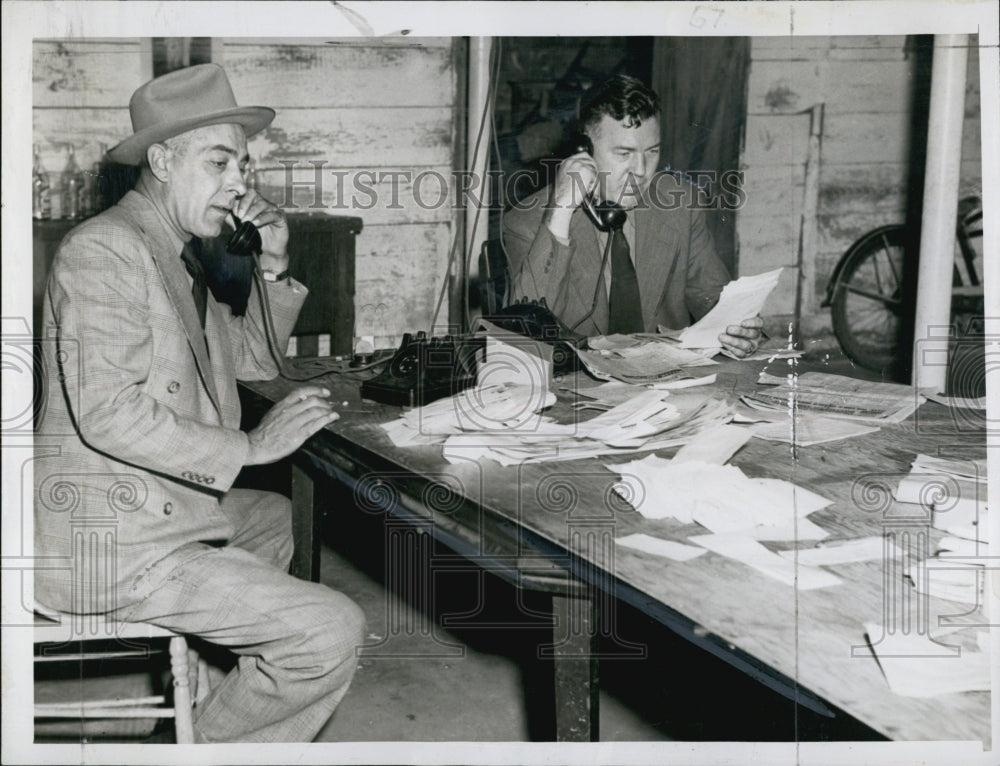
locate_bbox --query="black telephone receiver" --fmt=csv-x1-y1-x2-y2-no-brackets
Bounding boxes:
227,214,263,256
574,135,627,232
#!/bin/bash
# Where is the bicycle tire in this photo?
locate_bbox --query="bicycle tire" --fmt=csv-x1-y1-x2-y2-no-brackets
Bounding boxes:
830,225,910,375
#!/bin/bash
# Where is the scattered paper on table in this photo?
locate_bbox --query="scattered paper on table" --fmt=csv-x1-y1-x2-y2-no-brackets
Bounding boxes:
688,533,842,589
742,371,925,423
752,414,880,446
576,335,716,385
937,536,990,556
382,382,558,447
862,622,990,697
608,456,832,540
443,389,736,465
615,533,707,561
477,319,553,389
778,536,895,567
669,423,752,465
678,268,783,352
911,454,987,482
925,392,988,410
906,560,984,605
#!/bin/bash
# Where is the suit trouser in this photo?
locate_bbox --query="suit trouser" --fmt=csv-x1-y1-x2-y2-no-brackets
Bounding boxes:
116,489,366,743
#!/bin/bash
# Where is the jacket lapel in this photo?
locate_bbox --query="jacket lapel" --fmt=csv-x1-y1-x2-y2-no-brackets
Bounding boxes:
568,210,609,335
119,193,222,414
634,204,677,329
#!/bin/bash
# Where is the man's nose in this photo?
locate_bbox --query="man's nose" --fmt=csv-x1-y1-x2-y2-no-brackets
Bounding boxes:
631,152,647,177
226,164,247,196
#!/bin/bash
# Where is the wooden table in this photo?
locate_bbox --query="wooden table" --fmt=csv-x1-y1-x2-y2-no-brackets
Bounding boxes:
238,357,990,743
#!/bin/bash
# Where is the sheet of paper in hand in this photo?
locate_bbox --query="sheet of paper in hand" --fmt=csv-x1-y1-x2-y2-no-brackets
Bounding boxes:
678,268,783,353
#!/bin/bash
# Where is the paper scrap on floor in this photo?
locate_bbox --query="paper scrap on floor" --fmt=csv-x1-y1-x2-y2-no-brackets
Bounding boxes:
615,533,707,562
742,371,925,423
688,533,842,589
862,623,990,697
677,267,783,354
752,413,881,446
778,536,897,567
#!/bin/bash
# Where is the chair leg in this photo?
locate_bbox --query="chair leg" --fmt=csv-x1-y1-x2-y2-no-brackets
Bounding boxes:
169,636,195,744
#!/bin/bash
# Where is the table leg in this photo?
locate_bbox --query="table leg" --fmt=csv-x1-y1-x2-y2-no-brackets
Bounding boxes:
289,461,321,582
550,591,600,742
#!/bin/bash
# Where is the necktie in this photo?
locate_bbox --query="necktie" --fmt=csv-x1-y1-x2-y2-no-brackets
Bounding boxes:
607,225,643,334
180,238,208,330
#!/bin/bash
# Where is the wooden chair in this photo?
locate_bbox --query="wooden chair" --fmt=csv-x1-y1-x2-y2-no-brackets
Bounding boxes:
34,607,210,744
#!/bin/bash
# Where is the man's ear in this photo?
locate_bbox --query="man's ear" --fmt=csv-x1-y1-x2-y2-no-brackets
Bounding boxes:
146,143,170,182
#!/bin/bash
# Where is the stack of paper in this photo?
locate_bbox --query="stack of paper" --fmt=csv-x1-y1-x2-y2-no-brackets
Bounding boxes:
741,371,925,423
576,334,717,385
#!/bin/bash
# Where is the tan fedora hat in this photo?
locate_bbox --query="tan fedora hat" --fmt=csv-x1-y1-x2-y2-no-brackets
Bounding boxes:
108,63,275,165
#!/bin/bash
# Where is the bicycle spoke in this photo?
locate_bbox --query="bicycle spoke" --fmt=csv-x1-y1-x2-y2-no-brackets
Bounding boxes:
843,284,903,306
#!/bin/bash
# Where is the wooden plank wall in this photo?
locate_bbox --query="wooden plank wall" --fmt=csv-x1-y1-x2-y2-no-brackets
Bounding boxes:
32,38,460,347
737,35,983,326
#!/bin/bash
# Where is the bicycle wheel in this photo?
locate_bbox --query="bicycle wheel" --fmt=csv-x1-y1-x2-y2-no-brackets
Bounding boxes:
830,225,909,374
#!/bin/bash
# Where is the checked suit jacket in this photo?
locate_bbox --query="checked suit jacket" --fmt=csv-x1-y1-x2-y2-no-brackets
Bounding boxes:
503,172,732,336
34,190,307,614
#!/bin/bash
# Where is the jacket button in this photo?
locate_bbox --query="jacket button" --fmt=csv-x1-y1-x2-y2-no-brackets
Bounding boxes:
163,502,173,515
167,381,181,394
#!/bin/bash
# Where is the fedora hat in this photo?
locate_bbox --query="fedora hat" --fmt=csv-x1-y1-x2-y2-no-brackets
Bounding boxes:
108,63,275,165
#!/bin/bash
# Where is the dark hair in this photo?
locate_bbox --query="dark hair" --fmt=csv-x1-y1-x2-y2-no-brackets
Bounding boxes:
578,74,660,134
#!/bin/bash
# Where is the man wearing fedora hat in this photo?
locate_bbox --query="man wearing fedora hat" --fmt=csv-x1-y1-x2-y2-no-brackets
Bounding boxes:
34,64,365,742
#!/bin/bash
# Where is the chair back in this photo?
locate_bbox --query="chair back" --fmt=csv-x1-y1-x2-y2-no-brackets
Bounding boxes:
478,240,510,316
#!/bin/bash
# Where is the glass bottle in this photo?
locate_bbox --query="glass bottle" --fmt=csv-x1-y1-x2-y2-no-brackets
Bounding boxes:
32,143,52,220
245,156,259,191
90,142,109,216
60,143,86,220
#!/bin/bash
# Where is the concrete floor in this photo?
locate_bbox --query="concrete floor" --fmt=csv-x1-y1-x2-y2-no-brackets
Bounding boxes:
36,336,889,744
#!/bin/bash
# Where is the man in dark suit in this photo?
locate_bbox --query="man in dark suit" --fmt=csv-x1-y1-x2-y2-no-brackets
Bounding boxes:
504,74,763,357
34,64,364,742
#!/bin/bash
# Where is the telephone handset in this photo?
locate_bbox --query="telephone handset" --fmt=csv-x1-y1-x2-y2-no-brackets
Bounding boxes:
226,214,263,256
573,136,627,232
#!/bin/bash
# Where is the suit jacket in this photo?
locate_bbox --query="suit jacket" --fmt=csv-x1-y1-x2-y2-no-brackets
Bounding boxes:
34,190,307,613
503,172,731,336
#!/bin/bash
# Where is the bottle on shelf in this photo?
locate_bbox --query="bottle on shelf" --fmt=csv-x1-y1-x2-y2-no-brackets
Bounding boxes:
60,143,86,220
245,156,259,191
90,142,109,216
32,143,52,220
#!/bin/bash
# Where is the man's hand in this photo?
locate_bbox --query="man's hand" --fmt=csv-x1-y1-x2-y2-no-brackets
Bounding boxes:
245,386,339,466
232,189,289,272
719,316,764,359
545,150,599,241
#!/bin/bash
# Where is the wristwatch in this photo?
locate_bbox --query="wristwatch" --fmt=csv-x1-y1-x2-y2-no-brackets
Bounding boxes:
260,268,289,283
